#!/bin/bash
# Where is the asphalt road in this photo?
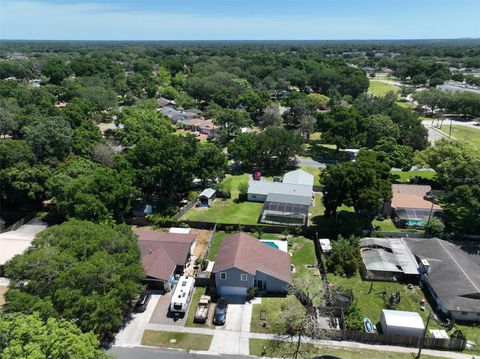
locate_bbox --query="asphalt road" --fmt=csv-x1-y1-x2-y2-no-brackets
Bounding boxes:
109,347,250,359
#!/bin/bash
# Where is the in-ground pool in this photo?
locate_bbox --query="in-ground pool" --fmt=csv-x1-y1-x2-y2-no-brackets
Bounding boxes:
262,241,280,250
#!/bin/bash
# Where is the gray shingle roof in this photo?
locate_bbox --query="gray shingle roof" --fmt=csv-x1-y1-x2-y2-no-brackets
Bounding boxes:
404,237,480,313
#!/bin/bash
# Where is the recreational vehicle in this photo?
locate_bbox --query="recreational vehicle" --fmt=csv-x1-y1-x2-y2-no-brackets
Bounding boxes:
169,276,195,314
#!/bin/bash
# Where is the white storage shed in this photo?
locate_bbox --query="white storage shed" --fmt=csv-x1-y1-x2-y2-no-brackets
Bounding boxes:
380,309,425,337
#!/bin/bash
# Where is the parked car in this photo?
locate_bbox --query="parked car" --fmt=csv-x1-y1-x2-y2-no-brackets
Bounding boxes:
194,295,211,323
135,292,151,312
214,297,228,325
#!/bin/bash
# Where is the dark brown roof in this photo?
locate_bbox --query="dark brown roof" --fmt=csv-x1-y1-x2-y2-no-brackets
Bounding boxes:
134,229,196,281
213,232,291,284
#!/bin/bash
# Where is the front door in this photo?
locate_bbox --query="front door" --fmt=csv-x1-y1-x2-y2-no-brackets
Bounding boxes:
254,279,266,290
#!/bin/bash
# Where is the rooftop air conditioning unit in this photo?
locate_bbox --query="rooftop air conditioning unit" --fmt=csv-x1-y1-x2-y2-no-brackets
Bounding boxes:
418,259,430,274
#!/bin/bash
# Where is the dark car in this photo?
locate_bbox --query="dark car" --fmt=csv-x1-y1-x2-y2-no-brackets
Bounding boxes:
312,356,342,359
214,297,228,325
135,292,151,313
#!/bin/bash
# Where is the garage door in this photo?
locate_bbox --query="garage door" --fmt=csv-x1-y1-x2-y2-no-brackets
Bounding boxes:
218,286,247,296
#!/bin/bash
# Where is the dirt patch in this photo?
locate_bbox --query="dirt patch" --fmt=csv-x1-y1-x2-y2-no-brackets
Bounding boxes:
0,286,7,306
191,229,213,257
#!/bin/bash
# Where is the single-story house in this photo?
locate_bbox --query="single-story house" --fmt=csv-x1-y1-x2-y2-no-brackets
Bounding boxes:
247,169,314,226
359,237,419,282
159,107,199,124
213,232,292,296
0,219,47,275
389,184,442,228
380,309,425,337
404,237,480,322
198,188,216,208
182,118,218,136
135,229,197,291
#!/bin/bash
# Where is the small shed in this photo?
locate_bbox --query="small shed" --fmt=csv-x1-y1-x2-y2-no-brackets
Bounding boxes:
198,188,216,208
380,310,425,337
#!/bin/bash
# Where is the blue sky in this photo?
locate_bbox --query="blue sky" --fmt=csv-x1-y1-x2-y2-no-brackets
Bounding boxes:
1,0,479,40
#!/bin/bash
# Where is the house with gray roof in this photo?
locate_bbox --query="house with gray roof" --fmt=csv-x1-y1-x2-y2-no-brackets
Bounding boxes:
404,237,480,322
213,232,291,296
247,169,314,226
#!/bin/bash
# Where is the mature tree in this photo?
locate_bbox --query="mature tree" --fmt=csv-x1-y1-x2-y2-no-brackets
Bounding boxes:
320,106,367,149
425,217,445,237
0,139,34,169
227,132,258,170
260,102,282,128
47,161,135,221
236,89,269,119
374,137,414,171
0,99,19,137
326,236,360,276
42,57,71,85
126,135,198,204
365,114,400,148
0,312,108,359
444,184,480,235
215,109,252,139
72,121,102,157
194,143,227,185
24,117,73,163
3,220,144,341
0,163,50,210
321,150,391,217
92,143,116,167
116,108,172,146
77,86,117,113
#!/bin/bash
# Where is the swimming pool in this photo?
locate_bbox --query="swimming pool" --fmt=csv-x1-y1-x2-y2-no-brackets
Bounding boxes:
262,241,280,250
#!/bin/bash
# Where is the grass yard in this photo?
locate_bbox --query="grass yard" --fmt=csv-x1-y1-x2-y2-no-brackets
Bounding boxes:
185,287,210,328
182,174,263,225
328,272,435,326
141,330,212,351
309,193,325,226
390,170,436,184
0,286,7,306
299,166,322,186
369,81,399,97
250,296,297,334
437,124,480,148
372,218,398,232
289,236,316,267
249,339,443,359
207,231,230,261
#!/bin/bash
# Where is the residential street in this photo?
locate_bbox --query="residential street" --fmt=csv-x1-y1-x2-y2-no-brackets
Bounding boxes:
109,346,249,359
296,157,327,168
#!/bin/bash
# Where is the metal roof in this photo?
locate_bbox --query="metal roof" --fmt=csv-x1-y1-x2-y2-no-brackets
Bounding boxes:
361,248,402,273
248,180,312,198
283,169,314,187
381,310,424,330
266,193,312,206
199,188,216,199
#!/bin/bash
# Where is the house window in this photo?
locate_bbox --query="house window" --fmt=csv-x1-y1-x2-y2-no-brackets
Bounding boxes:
240,274,248,281
220,272,227,280
461,311,468,316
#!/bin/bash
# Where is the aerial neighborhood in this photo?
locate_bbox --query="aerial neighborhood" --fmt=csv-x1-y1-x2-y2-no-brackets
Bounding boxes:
1,33,480,359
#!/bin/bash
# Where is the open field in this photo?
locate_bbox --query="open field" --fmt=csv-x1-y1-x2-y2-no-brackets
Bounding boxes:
437,124,480,147
141,330,212,350
249,339,444,359
369,81,399,97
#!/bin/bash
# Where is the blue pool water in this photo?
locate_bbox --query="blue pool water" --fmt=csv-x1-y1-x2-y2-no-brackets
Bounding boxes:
262,241,279,249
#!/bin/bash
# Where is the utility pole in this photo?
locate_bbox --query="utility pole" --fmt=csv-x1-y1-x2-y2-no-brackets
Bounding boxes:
416,312,432,359
448,117,453,139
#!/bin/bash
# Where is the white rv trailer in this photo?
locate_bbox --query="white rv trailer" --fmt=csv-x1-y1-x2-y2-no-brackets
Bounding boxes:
169,276,195,314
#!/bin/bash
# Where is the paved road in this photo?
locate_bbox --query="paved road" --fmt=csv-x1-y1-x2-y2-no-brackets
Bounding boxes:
109,346,249,359
297,158,327,168
422,119,480,129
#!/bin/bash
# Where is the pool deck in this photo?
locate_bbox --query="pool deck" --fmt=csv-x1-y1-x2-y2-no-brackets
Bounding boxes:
260,239,289,253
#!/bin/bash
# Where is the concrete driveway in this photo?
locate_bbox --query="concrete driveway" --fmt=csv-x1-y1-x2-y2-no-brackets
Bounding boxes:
149,292,188,327
208,297,260,355
115,293,161,346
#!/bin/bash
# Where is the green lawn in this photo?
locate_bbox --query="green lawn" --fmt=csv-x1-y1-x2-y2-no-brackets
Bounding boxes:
309,193,326,226
141,330,212,351
185,287,208,328
299,166,322,186
249,339,443,359
437,124,480,148
328,272,436,326
250,296,297,334
390,170,436,184
207,231,230,261
289,236,316,267
372,218,397,232
369,81,399,97
183,200,263,225
182,174,263,225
